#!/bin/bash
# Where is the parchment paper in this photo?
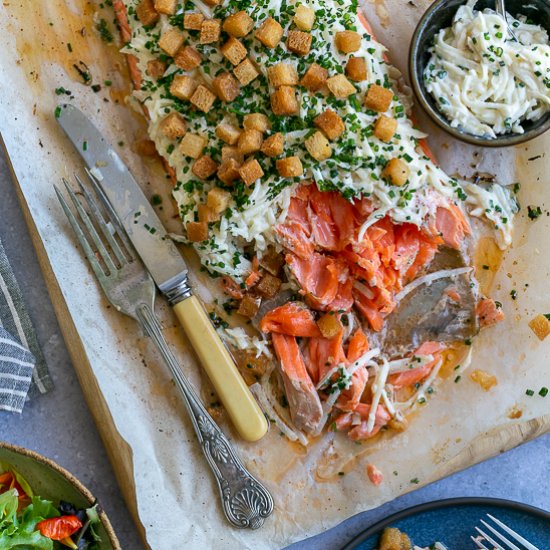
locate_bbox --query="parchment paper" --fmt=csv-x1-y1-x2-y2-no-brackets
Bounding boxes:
0,1,549,548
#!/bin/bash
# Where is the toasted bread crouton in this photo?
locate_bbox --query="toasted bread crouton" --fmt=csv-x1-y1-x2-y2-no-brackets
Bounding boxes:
198,204,218,223
346,57,367,82
314,109,345,140
217,159,241,185
255,17,284,48
187,221,208,242
305,131,332,161
212,72,240,102
154,0,177,15
317,313,342,339
271,86,299,116
192,155,218,179
200,19,221,44
207,187,231,213
158,28,185,57
169,75,197,100
259,247,284,275
216,122,241,145
238,129,263,155
223,11,254,38
383,158,409,186
379,527,411,550
179,133,207,158
335,30,361,53
374,115,398,142
294,5,315,31
300,63,328,92
202,0,220,6
239,158,264,186
146,58,166,79
268,63,299,88
221,146,244,164
160,112,187,139
233,58,260,86
243,113,270,133
136,0,159,26
365,84,394,112
287,30,312,56
190,85,216,113
326,74,356,98
529,314,550,341
237,294,261,318
221,37,248,66
184,12,204,30
261,133,285,157
174,46,202,71
256,273,282,298
276,156,303,178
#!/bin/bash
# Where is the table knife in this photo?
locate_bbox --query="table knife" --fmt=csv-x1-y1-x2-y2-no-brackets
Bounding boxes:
56,104,268,442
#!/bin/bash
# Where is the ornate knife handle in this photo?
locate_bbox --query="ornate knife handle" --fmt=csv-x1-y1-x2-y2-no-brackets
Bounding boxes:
136,304,274,529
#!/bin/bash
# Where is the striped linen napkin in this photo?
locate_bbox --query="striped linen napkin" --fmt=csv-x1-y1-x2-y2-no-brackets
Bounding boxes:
0,238,52,412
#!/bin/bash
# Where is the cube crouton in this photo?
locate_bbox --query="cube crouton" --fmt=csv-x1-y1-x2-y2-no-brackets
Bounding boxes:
158,29,185,57
314,109,345,141
365,84,394,112
259,247,284,275
192,155,218,179
202,0,220,6
238,129,263,155
184,12,204,31
379,528,411,550
174,46,202,71
529,314,550,341
276,156,303,178
233,58,260,86
287,30,312,56
300,63,328,92
179,133,207,158
243,113,270,133
255,17,283,48
239,158,264,185
216,122,241,145
294,5,315,31
221,146,244,164
136,0,159,26
223,11,254,38
198,204,218,223
237,294,261,318
305,131,332,161
187,221,208,242
146,58,166,79
268,63,298,88
383,158,409,186
374,115,398,142
271,86,299,116
212,72,240,102
221,37,248,66
335,30,361,53
169,75,197,100
190,85,216,113
326,74,356,98
218,159,241,185
256,273,281,298
207,187,231,213
260,133,284,157
154,0,177,15
317,313,343,339
200,19,221,44
470,369,498,391
160,112,187,139
346,57,367,82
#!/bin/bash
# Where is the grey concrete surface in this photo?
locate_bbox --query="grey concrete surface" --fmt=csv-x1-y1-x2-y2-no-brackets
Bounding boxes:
0,145,548,550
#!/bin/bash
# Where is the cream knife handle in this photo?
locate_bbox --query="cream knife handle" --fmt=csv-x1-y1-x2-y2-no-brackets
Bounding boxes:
173,295,268,442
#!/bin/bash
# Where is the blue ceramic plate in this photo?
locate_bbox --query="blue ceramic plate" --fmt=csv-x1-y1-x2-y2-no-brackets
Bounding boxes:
343,497,550,549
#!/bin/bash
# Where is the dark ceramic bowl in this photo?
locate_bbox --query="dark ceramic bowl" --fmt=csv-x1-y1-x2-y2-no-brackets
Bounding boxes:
409,0,550,147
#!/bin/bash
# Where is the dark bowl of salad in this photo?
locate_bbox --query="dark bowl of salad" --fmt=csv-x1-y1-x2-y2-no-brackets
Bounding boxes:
0,442,120,549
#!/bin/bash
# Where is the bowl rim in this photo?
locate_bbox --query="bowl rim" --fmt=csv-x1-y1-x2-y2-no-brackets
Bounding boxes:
0,441,122,550
408,0,550,148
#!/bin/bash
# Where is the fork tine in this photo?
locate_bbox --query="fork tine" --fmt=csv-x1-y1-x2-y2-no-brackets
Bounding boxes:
471,536,491,549
54,185,107,281
474,527,505,550
74,174,127,266
486,515,540,550
480,519,521,550
63,178,117,274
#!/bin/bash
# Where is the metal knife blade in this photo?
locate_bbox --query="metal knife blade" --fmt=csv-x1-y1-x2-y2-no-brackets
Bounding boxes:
56,104,188,298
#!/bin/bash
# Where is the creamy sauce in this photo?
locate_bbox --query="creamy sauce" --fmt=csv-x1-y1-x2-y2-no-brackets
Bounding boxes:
425,0,550,138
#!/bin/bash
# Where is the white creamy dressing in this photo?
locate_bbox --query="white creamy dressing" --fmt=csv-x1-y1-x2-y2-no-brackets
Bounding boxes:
121,0,518,281
425,0,550,138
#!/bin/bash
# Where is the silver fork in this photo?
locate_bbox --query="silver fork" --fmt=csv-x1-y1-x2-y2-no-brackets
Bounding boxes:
55,174,274,529
472,514,539,549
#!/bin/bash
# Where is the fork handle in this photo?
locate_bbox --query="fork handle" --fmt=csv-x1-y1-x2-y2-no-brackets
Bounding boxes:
135,303,274,529
173,295,268,442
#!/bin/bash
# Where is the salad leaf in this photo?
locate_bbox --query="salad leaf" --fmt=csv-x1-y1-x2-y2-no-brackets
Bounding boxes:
0,489,19,536
0,463,34,498
0,528,54,549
